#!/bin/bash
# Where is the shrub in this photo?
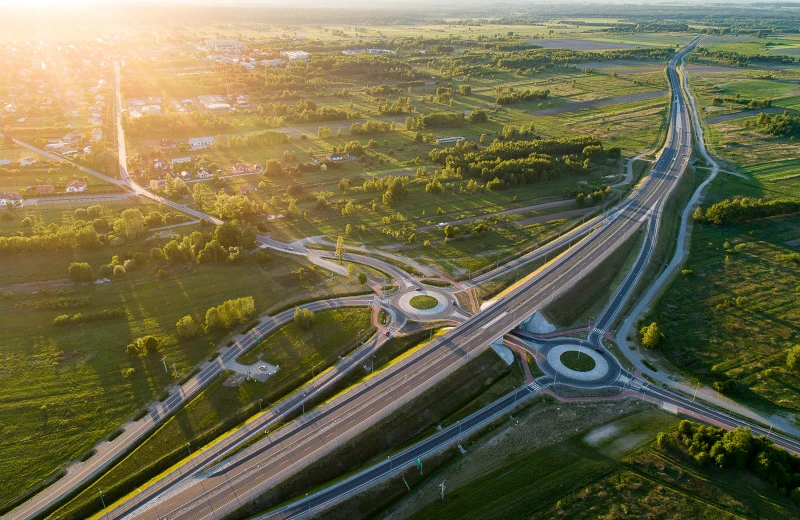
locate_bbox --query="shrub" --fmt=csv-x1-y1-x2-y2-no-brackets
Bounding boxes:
123,259,136,271
639,322,661,349
68,262,93,282
176,315,200,340
98,264,112,277
113,265,127,277
787,345,800,373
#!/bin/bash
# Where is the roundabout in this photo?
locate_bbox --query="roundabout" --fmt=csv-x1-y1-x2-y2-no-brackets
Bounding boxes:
514,333,622,388
395,289,450,318
546,344,610,382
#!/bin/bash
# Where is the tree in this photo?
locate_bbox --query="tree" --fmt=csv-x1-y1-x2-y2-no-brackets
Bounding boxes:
443,224,457,239
408,233,416,244
787,345,800,372
358,272,368,285
68,262,93,282
113,264,127,277
294,307,314,329
176,315,200,340
113,208,145,240
640,322,660,348
335,235,345,264
470,109,488,123
347,263,358,279
264,159,283,177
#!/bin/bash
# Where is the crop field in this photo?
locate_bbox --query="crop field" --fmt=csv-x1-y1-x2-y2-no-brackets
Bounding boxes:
699,34,800,57
0,255,370,508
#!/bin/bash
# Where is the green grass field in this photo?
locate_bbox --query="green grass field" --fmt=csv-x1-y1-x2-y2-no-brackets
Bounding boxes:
50,307,373,520
0,256,370,508
0,164,122,194
408,410,798,520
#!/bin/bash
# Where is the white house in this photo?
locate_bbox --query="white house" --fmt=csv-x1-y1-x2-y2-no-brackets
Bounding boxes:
19,157,36,167
0,192,23,208
196,168,213,179
189,136,215,150
65,180,87,193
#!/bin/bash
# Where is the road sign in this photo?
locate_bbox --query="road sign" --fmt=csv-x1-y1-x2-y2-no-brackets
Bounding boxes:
414,457,423,473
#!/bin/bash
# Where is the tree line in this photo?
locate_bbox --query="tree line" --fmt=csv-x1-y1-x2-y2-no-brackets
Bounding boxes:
693,197,800,225
658,420,800,503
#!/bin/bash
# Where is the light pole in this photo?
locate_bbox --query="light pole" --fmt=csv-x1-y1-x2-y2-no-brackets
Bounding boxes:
259,398,263,413
98,488,107,516
161,357,168,375
187,442,191,456
692,383,700,402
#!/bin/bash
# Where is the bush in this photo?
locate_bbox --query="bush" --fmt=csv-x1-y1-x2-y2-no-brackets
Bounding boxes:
787,345,800,373
123,259,136,271
176,315,200,340
68,262,93,282
204,296,256,331
639,322,661,349
113,264,127,277
98,264,112,278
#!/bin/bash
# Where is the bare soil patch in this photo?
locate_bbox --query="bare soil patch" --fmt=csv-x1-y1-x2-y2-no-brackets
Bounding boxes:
531,91,666,116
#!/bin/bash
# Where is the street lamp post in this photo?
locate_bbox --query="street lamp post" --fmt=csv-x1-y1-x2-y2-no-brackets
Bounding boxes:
259,398,263,413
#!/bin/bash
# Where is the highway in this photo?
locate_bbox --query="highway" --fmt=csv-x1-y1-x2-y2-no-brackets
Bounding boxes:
96,38,702,520
3,296,376,520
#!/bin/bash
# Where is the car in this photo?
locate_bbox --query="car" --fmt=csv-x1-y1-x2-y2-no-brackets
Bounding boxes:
662,384,668,389
385,330,391,337
452,300,457,305
594,348,603,354
415,287,423,292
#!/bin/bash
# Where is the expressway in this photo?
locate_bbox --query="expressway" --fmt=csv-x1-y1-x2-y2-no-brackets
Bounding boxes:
3,296,378,520
96,37,702,520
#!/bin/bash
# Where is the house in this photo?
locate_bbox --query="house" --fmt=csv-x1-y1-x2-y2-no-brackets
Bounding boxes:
0,192,23,208
91,128,103,142
62,131,82,144
325,152,358,162
158,138,176,149
179,170,192,180
20,157,36,167
196,168,213,179
0,159,12,166
236,95,250,109
170,157,192,167
35,185,55,194
65,180,87,193
231,163,250,174
252,163,264,173
150,179,160,189
188,136,215,150
153,159,166,170
240,185,256,195
280,50,309,62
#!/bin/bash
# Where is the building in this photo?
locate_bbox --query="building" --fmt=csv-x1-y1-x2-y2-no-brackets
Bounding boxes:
280,50,309,62
260,59,285,68
197,95,232,112
205,39,243,54
91,128,103,142
196,168,213,179
435,136,466,145
35,185,55,194
20,158,36,167
62,131,82,144
189,136,215,150
170,157,192,167
236,95,250,109
0,192,23,208
325,152,358,162
65,180,88,193
240,185,256,195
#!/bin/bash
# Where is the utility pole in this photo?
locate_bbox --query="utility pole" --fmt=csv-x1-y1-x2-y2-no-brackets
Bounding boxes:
692,382,700,402
439,480,446,501
172,362,178,378
259,398,263,413
161,357,168,375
